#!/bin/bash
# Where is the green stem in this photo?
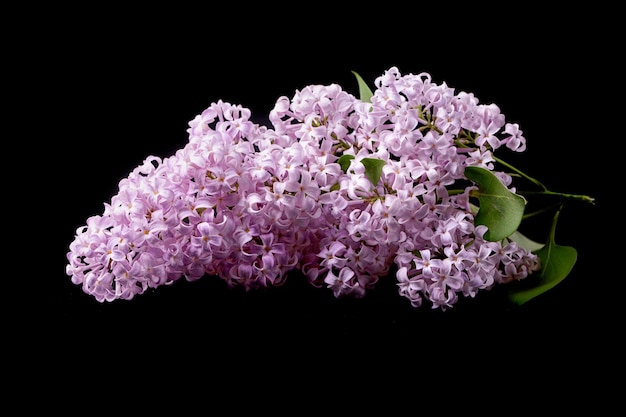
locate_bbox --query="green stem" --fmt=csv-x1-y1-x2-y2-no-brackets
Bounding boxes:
522,203,562,220
493,156,546,190
494,156,595,205
519,190,595,204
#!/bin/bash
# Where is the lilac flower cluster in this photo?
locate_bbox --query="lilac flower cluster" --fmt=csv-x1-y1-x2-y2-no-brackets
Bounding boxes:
66,67,540,310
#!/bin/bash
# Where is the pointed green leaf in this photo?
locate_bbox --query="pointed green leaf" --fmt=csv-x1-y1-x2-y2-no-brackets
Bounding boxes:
362,157,385,186
508,243,577,305
465,166,526,242
351,71,374,103
508,230,545,252
508,207,577,305
338,154,355,173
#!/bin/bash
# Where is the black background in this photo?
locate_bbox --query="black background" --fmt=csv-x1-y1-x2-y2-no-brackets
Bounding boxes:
12,4,620,411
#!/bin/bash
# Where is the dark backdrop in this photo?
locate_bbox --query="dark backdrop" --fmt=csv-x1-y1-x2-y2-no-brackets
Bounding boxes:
14,4,619,412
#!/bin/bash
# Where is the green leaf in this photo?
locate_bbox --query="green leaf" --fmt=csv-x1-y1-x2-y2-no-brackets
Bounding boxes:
465,166,526,242
508,230,545,252
508,208,577,305
362,157,385,186
351,71,374,103
508,244,577,305
338,154,355,173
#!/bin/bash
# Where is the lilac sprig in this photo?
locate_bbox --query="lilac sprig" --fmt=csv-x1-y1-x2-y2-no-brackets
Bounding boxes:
66,67,543,310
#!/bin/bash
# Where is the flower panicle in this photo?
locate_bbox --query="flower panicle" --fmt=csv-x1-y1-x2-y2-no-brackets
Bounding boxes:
66,66,546,310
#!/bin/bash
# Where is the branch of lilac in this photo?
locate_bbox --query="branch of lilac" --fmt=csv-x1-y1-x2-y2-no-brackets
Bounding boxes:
65,67,594,310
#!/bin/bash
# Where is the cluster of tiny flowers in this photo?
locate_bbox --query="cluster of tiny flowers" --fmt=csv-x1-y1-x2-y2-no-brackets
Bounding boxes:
66,66,540,310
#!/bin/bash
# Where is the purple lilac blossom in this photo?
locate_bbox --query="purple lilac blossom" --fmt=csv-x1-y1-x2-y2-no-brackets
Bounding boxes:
66,67,540,310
